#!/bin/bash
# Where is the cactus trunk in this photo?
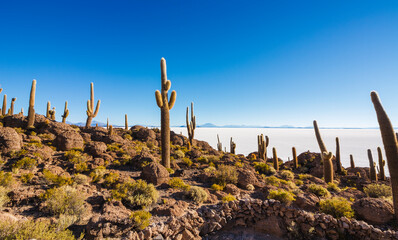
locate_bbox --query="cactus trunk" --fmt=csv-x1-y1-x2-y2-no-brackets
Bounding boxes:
350,155,355,168
230,137,236,154
125,114,128,130
378,147,386,181
85,82,101,128
273,147,279,171
258,134,269,161
186,102,196,149
368,149,378,182
322,151,334,183
27,80,36,129
335,137,342,173
2,95,6,116
217,134,222,152
62,101,69,123
292,147,298,169
9,98,16,115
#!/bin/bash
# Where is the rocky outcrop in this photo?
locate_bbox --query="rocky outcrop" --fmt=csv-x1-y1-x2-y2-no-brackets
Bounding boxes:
0,127,22,153
85,141,107,156
55,130,84,151
141,162,170,185
237,168,258,189
353,198,394,224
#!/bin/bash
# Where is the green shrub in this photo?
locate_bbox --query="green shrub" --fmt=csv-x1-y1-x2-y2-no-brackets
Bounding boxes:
0,219,79,240
222,194,236,203
0,186,9,210
327,182,341,192
298,174,312,180
64,150,88,172
174,150,185,159
13,157,37,170
280,170,295,181
268,189,296,204
187,186,208,204
73,174,90,185
246,184,255,191
364,184,392,198
182,157,193,167
104,172,120,187
131,210,151,230
235,161,243,168
20,173,34,184
107,143,126,155
123,134,133,141
204,166,216,174
295,180,304,186
0,171,15,187
308,184,330,197
215,164,238,187
264,176,280,187
111,180,159,209
211,184,224,191
89,166,106,183
168,178,190,191
254,162,276,176
43,169,73,186
166,168,174,174
320,197,354,218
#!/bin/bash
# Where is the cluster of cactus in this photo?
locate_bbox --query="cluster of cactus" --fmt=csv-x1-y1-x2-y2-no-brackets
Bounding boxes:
313,120,334,183
46,101,56,120
257,134,269,160
0,91,17,116
27,79,36,128
86,82,101,128
230,137,236,154
273,147,279,171
217,134,222,152
186,102,196,149
292,147,298,169
367,149,378,182
62,101,69,123
155,58,177,168
8,98,16,115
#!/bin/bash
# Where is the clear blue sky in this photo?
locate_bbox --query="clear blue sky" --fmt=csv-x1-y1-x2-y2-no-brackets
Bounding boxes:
0,1,397,127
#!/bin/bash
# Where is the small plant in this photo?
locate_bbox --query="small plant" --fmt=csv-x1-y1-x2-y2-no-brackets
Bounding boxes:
246,184,255,191
73,174,90,185
308,184,330,197
20,173,34,184
123,134,133,141
280,170,294,181
222,194,237,203
174,150,185,159
104,172,120,187
327,182,341,192
182,157,193,167
111,180,159,209
89,166,106,183
204,166,216,174
211,183,224,191
254,162,276,176
0,186,9,209
0,171,15,187
268,189,296,204
364,184,392,198
166,168,175,174
298,174,312,180
264,176,280,187
187,186,208,204
295,180,304,186
131,210,152,230
235,161,243,168
215,164,238,187
13,157,37,170
43,169,73,186
168,177,190,191
319,197,354,218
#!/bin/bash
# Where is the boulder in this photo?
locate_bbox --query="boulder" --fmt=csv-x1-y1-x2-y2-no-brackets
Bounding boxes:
237,168,258,189
141,162,170,185
85,141,107,156
55,130,84,151
0,127,22,153
152,199,188,217
294,193,319,211
224,184,240,196
353,197,394,224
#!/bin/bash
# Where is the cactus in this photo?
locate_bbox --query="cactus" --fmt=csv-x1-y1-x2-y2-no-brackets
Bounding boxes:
367,149,378,182
155,58,177,169
108,125,113,135
86,82,101,127
2,94,6,116
230,137,236,154
125,114,128,130
273,147,279,171
322,151,334,183
49,108,56,121
8,97,16,116
377,147,386,181
186,102,196,149
292,147,298,169
46,101,51,118
217,134,222,152
313,120,334,183
257,134,269,160
61,101,69,123
106,118,109,131
335,137,343,173
27,80,36,129
20,108,23,115
350,154,355,168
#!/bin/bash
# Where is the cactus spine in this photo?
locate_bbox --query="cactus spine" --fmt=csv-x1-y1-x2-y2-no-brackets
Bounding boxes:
217,134,222,152
27,80,36,129
62,101,69,123
258,134,269,160
2,94,6,116
86,82,101,127
230,137,236,154
313,120,334,183
155,58,177,169
378,147,386,181
335,137,343,173
350,154,355,168
186,102,196,149
8,98,16,115
125,114,128,130
292,147,298,169
273,147,279,171
368,149,378,182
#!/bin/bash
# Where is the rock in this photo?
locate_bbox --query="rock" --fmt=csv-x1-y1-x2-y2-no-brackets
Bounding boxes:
85,141,107,156
131,125,157,144
141,162,170,185
187,149,201,159
352,198,394,224
224,184,240,196
253,215,286,237
171,131,185,146
55,130,84,151
132,149,159,169
0,127,22,153
237,168,258,189
152,199,189,217
294,193,319,211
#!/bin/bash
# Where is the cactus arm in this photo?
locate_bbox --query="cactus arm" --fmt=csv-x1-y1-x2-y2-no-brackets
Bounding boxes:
378,146,386,180
313,120,327,153
93,100,101,117
90,82,94,110
155,90,163,108
322,151,334,183
168,91,176,110
86,100,92,116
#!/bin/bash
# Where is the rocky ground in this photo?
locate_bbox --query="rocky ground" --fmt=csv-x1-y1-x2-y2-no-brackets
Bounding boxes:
0,114,396,240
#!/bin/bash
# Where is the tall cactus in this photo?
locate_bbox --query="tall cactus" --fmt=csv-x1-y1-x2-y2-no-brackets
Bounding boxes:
230,137,236,154
335,137,343,173
350,154,355,168
186,102,196,149
368,149,378,182
313,120,334,183
27,80,36,129
292,147,298,169
273,147,279,171
48,107,56,121
2,94,7,116
378,147,386,181
86,82,101,127
108,125,113,135
155,58,177,169
258,134,269,160
106,118,109,131
8,98,16,115
125,114,128,130
46,101,51,118
371,91,398,218
217,134,222,152
62,101,69,123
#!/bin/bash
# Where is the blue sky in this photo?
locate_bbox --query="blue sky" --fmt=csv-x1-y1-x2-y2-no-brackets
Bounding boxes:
0,1,397,127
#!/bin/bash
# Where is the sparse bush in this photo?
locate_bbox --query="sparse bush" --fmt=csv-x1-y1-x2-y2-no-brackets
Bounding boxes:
187,186,208,204
13,157,37,170
104,172,120,187
0,171,15,187
168,177,190,191
254,162,276,176
222,194,236,203
235,161,243,168
280,170,294,181
107,143,126,155
43,169,73,186
73,174,90,185
20,173,34,184
364,184,392,198
174,150,185,159
0,186,9,209
295,180,304,186
111,180,159,209
298,174,312,180
308,184,330,197
265,176,280,187
268,189,296,204
89,166,106,183
123,134,132,141
319,197,354,218
166,168,175,174
246,184,255,191
182,157,193,167
327,182,341,192
204,166,216,174
215,164,238,187
131,210,151,230
211,184,224,191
